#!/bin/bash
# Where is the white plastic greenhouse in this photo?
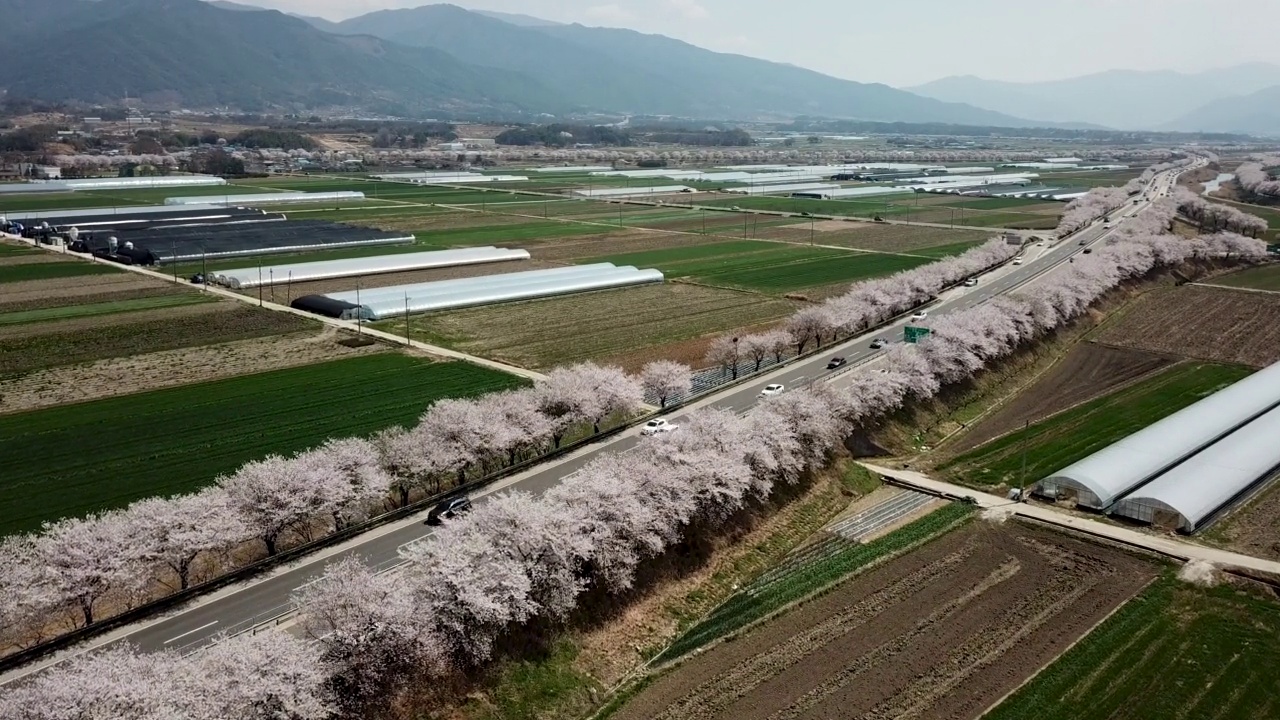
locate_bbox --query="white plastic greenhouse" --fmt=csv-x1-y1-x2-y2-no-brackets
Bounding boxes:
320,263,663,319
212,247,530,288
724,183,839,196
164,192,366,206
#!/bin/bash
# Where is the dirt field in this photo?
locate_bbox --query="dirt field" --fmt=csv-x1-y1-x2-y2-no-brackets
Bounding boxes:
0,327,387,413
239,259,563,299
0,272,180,311
527,229,722,262
1096,285,1280,368
948,343,1176,454
615,522,1156,720
404,283,799,369
1205,479,1280,561
0,301,316,376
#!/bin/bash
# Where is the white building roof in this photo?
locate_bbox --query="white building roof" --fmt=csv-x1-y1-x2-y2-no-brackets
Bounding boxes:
532,166,613,173
213,247,528,289
724,182,838,196
793,186,914,199
1111,403,1280,532
165,192,365,206
573,185,692,198
1038,362,1280,509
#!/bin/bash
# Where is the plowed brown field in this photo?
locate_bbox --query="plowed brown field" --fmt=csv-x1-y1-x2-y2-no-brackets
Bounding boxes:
1096,284,1280,368
615,522,1155,720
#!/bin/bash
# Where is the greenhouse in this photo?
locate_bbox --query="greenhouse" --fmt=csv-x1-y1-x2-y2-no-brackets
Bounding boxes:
104,220,414,264
572,186,693,198
312,263,663,320
725,183,839,196
212,247,530,289
6,205,264,226
164,192,366,206
1037,361,1280,509
1110,404,1280,533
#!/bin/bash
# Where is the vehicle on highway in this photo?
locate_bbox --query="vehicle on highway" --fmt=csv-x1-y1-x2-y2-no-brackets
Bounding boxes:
1079,238,1088,246
425,496,472,525
640,418,678,436
1103,221,1112,228
870,338,888,349
963,277,978,287
1082,248,1093,254
759,383,785,397
910,311,928,321
826,357,847,370
1012,257,1024,265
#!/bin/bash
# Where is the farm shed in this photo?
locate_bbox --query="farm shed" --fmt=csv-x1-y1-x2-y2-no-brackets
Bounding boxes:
317,263,664,320
164,192,366,206
1110,403,1280,532
1037,360,1280,509
213,247,530,289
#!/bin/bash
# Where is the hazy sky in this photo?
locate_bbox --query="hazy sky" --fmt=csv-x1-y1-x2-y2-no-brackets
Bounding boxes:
241,0,1279,87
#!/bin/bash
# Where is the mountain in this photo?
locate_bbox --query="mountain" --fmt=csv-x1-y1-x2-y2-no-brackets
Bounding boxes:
475,9,561,27
0,0,559,114
1167,85,1280,136
326,4,1046,126
910,64,1280,130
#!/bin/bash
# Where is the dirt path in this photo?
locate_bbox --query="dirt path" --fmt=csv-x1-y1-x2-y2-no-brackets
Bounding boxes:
617,523,1155,720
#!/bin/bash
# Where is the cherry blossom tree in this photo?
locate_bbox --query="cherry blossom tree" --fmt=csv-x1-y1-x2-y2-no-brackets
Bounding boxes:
537,364,601,446
124,488,247,591
641,360,693,407
297,437,393,530
706,334,743,379
482,388,553,464
786,306,833,355
217,454,333,556
35,512,148,626
371,425,427,507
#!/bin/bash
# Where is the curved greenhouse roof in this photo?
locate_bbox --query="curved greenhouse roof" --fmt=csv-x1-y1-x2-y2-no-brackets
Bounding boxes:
319,263,662,320
213,247,529,289
1038,361,1280,509
1111,404,1280,532
165,192,365,207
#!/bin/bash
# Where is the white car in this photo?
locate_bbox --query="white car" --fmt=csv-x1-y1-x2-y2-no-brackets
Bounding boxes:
759,384,785,398
910,311,928,321
641,418,678,436
963,278,978,287
1012,257,1024,265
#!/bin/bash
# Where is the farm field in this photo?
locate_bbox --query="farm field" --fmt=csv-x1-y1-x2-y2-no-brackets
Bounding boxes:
1095,285,1280,368
946,343,1176,454
0,354,526,536
984,576,1280,720
398,283,800,370
1212,264,1280,292
614,520,1157,720
940,362,1251,489
0,257,119,283
0,182,276,213
757,222,994,254
0,301,315,377
0,292,213,326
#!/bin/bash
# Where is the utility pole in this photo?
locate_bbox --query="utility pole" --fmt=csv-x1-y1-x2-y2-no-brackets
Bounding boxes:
201,250,206,292
1019,419,1031,502
287,271,292,305
269,269,274,303
257,258,263,306
404,293,411,345
356,278,362,335
810,217,815,246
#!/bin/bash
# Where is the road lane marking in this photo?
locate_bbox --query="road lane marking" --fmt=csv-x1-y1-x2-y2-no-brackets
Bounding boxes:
163,621,218,645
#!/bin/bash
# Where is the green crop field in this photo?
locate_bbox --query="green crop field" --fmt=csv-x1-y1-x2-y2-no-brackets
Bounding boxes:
0,260,119,284
419,219,607,246
985,576,1280,720
0,354,526,535
942,362,1252,487
1214,264,1280,292
704,251,929,291
0,293,212,326
912,239,988,258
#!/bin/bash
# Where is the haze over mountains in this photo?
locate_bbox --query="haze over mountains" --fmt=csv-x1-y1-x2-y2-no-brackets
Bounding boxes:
0,0,1273,135
910,64,1280,135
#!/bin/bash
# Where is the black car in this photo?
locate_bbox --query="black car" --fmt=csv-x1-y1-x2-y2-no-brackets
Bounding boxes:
1082,248,1093,254
870,338,888,349
425,496,472,525
826,357,846,370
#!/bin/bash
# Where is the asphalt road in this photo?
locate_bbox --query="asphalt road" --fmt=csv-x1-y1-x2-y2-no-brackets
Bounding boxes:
8,169,1184,672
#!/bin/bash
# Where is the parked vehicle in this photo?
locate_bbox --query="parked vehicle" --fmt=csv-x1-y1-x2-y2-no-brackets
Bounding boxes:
425,496,472,526
641,418,678,436
826,357,847,370
759,384,785,397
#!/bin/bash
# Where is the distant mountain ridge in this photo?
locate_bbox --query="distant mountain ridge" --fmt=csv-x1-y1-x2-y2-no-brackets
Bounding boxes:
910,64,1280,131
5,0,1074,127
1167,85,1280,136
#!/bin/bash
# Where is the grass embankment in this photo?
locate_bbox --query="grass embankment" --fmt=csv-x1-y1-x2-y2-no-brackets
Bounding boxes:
940,362,1252,487
1214,264,1280,292
985,576,1280,720
0,354,526,535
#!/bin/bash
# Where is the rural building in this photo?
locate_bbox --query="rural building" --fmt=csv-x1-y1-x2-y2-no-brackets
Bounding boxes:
1037,360,1280,512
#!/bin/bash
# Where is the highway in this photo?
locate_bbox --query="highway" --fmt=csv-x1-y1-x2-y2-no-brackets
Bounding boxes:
2,166,1188,681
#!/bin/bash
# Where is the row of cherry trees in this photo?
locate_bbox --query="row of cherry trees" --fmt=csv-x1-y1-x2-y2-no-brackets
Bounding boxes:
0,361,692,648
1175,187,1269,237
706,237,1021,375
5,193,1266,719
1236,155,1280,199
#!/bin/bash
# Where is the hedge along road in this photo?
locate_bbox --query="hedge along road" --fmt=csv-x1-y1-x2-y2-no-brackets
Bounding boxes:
0,190,1150,681
0,354,528,536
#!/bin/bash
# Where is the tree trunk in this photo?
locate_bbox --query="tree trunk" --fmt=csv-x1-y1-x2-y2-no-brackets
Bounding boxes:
80,596,94,626
176,556,193,591
264,532,279,557
398,485,410,508
754,357,763,372
553,432,564,448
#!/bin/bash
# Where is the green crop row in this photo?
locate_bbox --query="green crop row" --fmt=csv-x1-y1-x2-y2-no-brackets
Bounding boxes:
653,501,972,664
0,354,527,535
0,260,119,284
0,292,212,326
